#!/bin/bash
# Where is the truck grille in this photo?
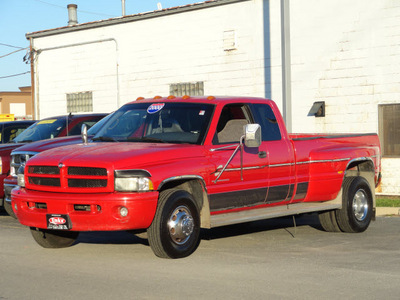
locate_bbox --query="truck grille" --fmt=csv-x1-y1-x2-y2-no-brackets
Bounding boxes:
26,165,109,192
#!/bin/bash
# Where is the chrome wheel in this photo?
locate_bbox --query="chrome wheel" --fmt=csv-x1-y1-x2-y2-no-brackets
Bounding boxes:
168,205,194,245
352,189,369,221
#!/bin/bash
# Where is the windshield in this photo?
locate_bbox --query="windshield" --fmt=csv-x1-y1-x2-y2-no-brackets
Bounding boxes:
13,118,67,143
93,102,214,144
87,113,112,135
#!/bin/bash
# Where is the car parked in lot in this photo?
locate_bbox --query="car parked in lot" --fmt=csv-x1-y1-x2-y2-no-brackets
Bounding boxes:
0,113,107,216
3,113,111,218
0,120,35,144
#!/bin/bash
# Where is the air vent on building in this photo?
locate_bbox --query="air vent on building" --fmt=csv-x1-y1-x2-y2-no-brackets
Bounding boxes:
223,30,237,51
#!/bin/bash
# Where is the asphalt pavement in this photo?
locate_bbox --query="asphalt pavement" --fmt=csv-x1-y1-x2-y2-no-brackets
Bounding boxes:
0,210,399,300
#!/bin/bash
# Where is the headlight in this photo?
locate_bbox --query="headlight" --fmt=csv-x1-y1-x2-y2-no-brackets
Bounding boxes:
17,165,25,187
114,170,153,192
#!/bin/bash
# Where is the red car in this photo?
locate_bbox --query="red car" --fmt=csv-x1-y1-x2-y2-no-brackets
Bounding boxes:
12,96,381,258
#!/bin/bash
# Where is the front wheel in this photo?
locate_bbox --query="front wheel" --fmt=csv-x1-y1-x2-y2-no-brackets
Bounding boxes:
336,176,373,233
147,189,200,259
30,227,79,248
4,200,17,219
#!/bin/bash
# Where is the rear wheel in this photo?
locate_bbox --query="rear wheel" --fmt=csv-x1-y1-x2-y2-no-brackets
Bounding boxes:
147,189,200,259
30,227,79,248
4,200,17,219
336,176,373,233
318,210,341,232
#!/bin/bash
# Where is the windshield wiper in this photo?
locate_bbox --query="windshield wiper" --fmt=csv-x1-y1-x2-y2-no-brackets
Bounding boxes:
126,137,167,143
92,136,118,142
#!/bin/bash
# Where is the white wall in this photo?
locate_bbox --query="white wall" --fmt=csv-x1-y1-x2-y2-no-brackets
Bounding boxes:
32,0,270,118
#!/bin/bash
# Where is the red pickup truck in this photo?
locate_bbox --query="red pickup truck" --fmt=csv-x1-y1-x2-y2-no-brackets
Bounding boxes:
0,113,107,217
12,96,381,259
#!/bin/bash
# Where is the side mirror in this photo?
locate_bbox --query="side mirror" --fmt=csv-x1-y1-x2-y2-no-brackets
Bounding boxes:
244,124,261,148
81,124,88,145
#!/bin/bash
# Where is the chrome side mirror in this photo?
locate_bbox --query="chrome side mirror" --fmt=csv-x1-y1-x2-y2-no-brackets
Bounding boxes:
81,124,88,145
244,124,261,148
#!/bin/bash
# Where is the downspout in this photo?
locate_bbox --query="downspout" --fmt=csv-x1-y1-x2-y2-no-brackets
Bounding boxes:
281,0,292,133
29,37,36,119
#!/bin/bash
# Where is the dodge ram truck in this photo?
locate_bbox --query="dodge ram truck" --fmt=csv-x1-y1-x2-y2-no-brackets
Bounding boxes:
11,96,381,258
0,113,107,216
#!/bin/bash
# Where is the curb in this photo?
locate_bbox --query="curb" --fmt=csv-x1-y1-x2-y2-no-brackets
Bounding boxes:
376,207,400,216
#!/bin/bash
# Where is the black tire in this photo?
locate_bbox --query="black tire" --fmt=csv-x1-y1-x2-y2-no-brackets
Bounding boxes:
147,189,200,259
30,227,79,248
336,176,373,233
4,200,17,219
318,210,341,232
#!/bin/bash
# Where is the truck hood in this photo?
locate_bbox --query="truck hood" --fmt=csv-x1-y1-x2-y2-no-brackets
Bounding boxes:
12,136,83,154
30,142,203,170
0,143,25,153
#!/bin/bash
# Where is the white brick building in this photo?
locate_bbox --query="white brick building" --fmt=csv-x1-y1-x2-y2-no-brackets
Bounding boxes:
26,0,400,194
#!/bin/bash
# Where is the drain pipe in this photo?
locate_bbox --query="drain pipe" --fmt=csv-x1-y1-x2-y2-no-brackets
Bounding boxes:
281,0,292,133
122,0,126,16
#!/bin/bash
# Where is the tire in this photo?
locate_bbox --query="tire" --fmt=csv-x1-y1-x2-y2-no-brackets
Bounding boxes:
30,227,79,248
336,176,373,233
4,200,17,219
147,189,200,259
318,210,341,232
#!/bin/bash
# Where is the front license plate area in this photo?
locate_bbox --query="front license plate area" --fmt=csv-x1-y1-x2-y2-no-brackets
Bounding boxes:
46,214,72,230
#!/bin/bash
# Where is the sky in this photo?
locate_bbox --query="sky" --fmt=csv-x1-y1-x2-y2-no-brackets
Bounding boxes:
0,0,196,92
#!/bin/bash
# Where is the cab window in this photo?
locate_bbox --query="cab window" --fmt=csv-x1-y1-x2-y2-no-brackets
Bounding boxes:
213,104,252,144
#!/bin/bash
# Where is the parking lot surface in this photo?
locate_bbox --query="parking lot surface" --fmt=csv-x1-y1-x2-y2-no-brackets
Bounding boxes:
1,210,399,299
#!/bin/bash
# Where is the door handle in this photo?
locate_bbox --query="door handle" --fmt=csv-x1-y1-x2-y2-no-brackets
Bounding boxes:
258,151,267,158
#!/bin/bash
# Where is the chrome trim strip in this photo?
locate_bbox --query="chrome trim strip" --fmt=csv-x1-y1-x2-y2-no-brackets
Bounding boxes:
11,151,39,156
210,200,342,228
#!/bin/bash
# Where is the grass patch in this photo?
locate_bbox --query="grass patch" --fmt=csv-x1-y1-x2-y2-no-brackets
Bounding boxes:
376,197,400,207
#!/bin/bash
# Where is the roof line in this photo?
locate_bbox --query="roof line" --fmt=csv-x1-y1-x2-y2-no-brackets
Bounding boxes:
26,0,250,39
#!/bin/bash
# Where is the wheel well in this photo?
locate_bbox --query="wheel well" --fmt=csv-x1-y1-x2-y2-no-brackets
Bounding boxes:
158,179,211,229
344,159,376,211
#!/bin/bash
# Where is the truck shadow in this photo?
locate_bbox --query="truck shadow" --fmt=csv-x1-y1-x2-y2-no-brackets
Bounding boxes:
202,213,322,240
75,213,323,246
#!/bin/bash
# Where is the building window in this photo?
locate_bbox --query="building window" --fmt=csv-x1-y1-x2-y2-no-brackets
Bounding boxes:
66,91,93,113
379,104,400,157
169,82,204,97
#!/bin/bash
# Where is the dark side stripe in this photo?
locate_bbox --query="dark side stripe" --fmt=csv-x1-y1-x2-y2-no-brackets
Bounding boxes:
209,182,309,212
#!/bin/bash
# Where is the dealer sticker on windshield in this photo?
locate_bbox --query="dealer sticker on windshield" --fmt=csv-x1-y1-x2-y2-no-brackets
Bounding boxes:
147,103,165,114
46,214,72,230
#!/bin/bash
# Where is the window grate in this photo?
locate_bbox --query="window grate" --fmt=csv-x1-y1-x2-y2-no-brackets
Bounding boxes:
66,91,93,113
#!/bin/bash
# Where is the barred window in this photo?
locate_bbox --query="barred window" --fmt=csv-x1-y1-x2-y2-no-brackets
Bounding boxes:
169,82,204,97
66,91,93,113
379,104,400,157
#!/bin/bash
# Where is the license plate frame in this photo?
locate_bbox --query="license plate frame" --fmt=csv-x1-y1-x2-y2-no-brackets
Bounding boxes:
46,214,72,230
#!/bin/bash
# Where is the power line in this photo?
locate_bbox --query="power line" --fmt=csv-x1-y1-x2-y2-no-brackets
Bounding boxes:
0,48,28,59
0,43,25,49
32,0,116,17
0,71,31,80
